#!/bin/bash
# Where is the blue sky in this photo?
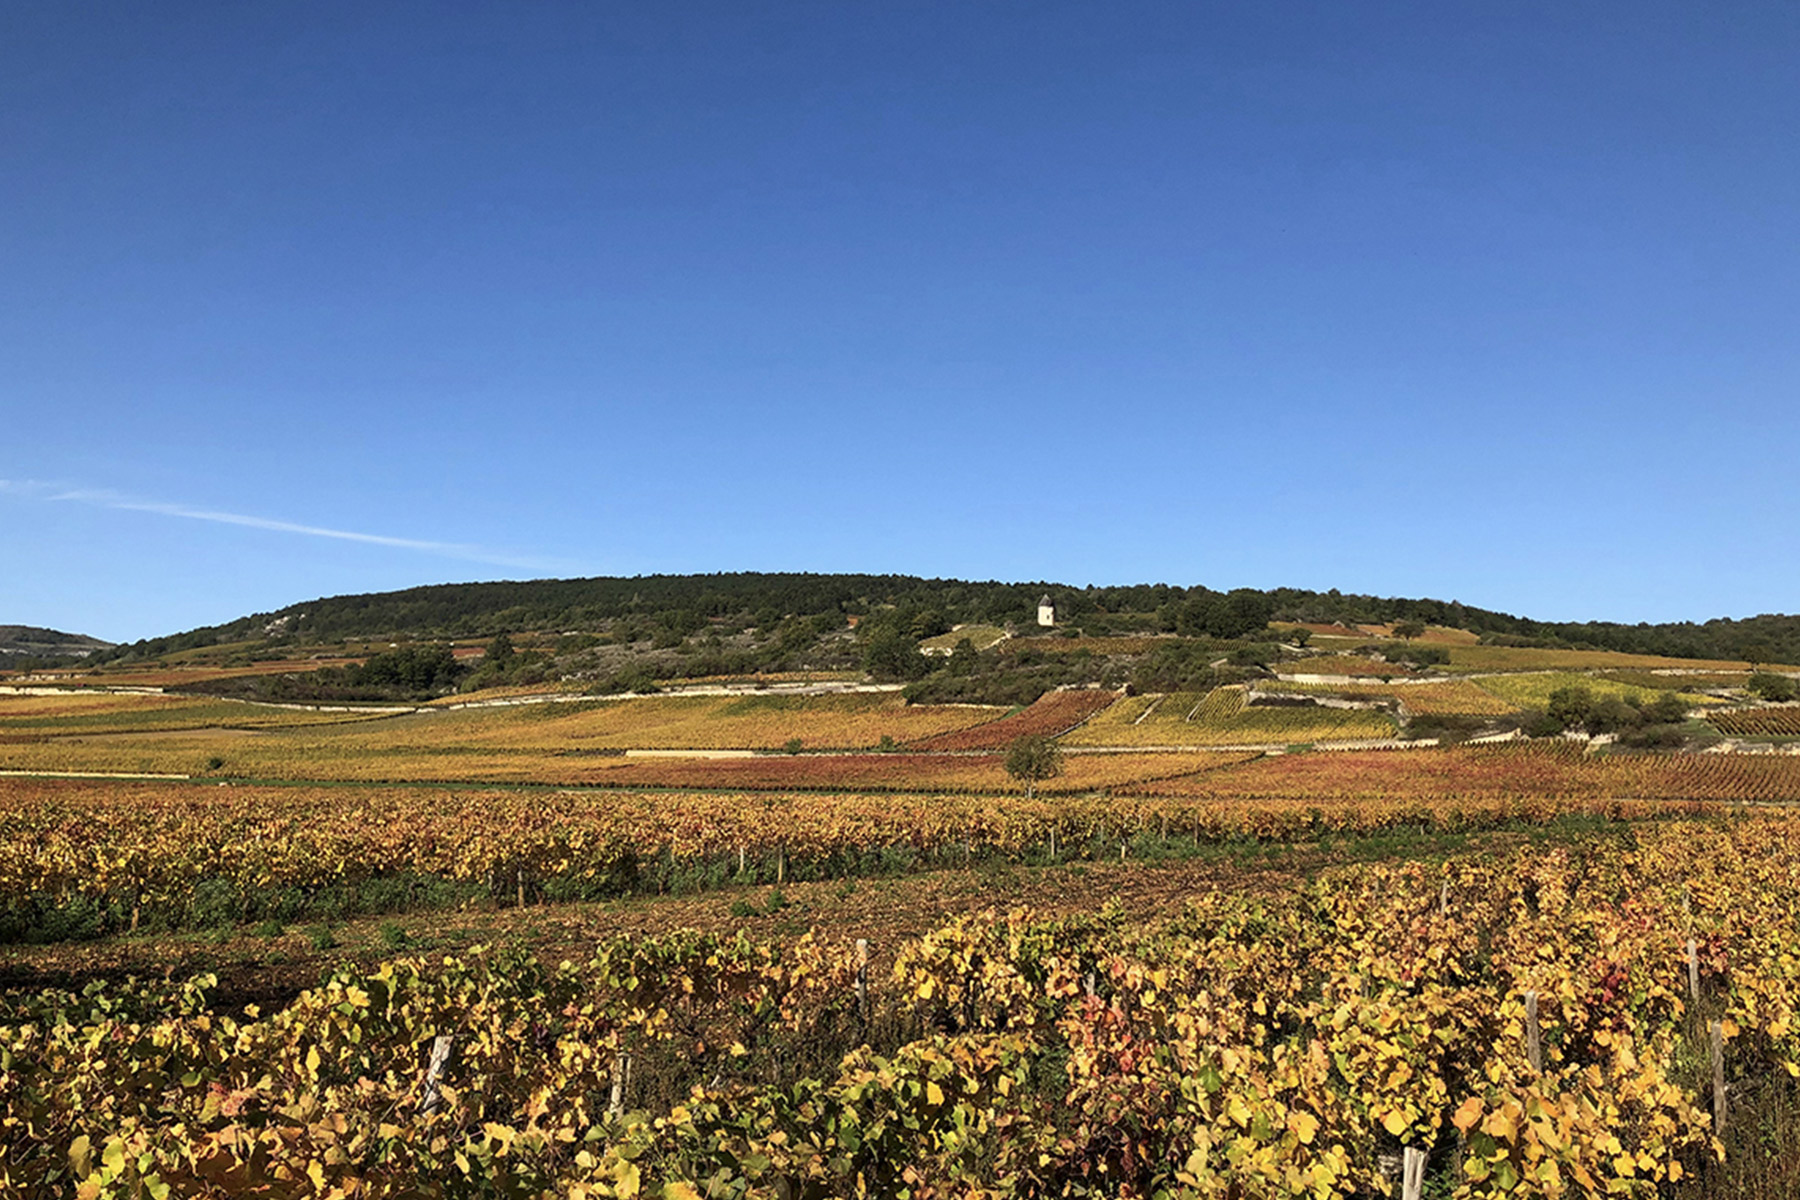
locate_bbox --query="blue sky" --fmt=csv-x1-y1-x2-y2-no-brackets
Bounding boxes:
3,2,1797,641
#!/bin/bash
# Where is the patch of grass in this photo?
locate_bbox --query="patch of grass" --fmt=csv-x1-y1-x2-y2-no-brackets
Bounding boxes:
304,923,336,951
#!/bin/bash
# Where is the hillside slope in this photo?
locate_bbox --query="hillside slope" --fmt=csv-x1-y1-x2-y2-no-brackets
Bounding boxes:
0,625,112,659
88,572,1800,668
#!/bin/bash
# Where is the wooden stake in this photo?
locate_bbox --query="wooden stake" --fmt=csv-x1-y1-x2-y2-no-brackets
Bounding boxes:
418,1034,455,1116
1710,1020,1728,1135
738,844,746,876
855,938,870,1027
1524,990,1543,1074
776,847,786,886
1438,880,1449,917
1687,937,1701,1002
1049,826,1057,860
517,866,526,909
1401,1146,1427,1200
609,1050,631,1116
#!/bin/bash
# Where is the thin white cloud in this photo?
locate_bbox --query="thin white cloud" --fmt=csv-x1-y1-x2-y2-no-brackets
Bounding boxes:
0,479,567,573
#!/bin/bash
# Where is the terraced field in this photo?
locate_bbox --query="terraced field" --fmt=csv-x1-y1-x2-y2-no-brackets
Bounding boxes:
0,691,1013,782
1260,679,1519,717
1708,706,1800,737
905,689,1116,750
0,691,398,733
1277,654,1416,677
1472,671,1721,712
1063,686,1397,747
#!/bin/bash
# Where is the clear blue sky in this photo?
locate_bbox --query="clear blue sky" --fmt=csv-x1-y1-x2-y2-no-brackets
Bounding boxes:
4,2,1796,641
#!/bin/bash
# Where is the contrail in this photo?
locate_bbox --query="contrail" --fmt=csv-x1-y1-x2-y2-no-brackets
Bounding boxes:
0,479,568,573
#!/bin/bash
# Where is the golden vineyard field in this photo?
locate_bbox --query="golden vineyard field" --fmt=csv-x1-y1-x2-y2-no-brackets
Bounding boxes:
7,816,1800,1197
0,751,1765,938
1063,687,1398,747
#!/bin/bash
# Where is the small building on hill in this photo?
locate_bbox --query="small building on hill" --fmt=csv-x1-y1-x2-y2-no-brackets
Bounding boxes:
1037,595,1056,628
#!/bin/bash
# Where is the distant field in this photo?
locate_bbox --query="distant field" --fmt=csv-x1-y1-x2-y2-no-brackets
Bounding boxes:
1445,644,1785,673
0,691,1014,782
1344,623,1481,646
1137,740,1800,804
1063,687,1397,747
17,659,362,688
0,691,396,734
1708,707,1800,737
573,749,1255,794
1471,672,1721,712
919,624,1008,652
1276,655,1415,678
905,689,1116,750
999,636,1167,656
1593,669,1750,691
1261,679,1519,717
414,692,1004,751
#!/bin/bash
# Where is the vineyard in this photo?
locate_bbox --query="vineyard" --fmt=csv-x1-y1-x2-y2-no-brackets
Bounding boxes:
1708,707,1800,737
8,816,1800,1196
1138,741,1800,804
1442,645,1763,674
1470,673,1720,713
1277,655,1417,678
0,691,397,733
999,636,1168,656
0,772,1734,943
570,749,1255,794
1259,680,1519,718
906,689,1119,750
1065,687,1398,747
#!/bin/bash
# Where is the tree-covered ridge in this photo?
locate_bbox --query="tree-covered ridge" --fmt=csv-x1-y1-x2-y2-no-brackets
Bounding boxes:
0,625,113,663
89,571,1800,667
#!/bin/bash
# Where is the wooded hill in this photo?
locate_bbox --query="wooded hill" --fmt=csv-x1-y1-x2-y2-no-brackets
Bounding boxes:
89,573,1800,667
0,625,112,661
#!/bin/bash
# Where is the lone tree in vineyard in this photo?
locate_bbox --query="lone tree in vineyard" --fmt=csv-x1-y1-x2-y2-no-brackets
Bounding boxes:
1004,733,1063,799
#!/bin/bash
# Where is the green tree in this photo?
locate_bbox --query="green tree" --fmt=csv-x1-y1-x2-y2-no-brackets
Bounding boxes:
863,628,929,681
1748,672,1797,703
1004,734,1063,799
1546,684,1595,731
1640,691,1691,725
1392,620,1427,641
485,632,516,666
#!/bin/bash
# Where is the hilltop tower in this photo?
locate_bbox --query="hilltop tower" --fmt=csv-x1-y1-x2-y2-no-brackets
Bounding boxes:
1037,594,1055,628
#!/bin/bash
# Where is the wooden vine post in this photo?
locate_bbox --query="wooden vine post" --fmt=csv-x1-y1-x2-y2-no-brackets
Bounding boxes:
855,938,870,1031
1709,1020,1728,1135
1400,1145,1427,1200
1524,990,1543,1074
609,1049,632,1116
417,1034,455,1117
1687,937,1701,1003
